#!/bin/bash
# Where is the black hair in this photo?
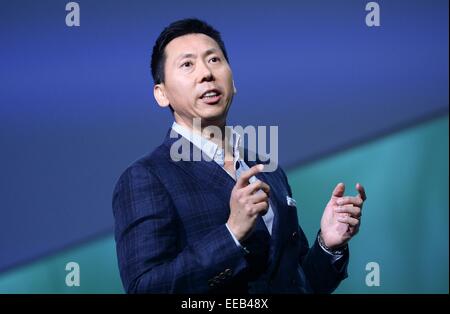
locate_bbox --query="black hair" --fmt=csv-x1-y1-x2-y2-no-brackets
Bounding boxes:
150,18,229,85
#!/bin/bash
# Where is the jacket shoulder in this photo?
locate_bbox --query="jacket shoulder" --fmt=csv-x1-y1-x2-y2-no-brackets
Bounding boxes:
112,143,173,192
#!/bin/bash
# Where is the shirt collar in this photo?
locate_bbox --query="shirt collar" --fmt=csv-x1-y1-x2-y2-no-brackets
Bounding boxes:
171,121,242,166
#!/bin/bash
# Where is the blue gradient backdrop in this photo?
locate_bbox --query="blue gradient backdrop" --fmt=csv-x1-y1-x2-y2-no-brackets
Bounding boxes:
0,0,448,292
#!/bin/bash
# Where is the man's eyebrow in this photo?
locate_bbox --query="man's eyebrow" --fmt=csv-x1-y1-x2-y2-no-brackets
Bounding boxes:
175,48,220,62
176,53,196,62
203,48,219,57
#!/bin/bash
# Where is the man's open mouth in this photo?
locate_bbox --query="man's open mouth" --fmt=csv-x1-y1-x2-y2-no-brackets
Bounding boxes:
200,89,222,104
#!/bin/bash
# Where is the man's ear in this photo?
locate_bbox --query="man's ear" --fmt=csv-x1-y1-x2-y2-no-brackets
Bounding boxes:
154,84,170,108
232,80,237,94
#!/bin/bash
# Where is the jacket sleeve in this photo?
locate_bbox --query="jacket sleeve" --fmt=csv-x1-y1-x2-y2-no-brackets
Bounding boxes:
112,163,248,293
298,227,349,293
279,167,349,294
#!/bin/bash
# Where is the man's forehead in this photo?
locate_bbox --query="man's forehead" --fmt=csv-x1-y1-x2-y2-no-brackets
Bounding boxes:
165,33,221,59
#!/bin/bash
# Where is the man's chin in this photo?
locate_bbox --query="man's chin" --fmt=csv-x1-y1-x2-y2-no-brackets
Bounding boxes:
199,114,226,125
196,105,227,119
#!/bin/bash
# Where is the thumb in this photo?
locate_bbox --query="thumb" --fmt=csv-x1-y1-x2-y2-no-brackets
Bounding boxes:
331,182,345,198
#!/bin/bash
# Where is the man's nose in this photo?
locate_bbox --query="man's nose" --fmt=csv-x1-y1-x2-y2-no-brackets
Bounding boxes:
197,61,214,83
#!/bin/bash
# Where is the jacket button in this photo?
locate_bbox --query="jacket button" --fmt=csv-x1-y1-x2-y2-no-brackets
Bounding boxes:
292,231,298,241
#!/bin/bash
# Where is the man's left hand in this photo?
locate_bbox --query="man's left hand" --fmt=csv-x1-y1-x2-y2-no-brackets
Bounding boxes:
319,182,367,250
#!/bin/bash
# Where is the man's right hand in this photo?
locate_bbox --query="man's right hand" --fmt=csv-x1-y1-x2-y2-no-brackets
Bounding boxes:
227,164,270,242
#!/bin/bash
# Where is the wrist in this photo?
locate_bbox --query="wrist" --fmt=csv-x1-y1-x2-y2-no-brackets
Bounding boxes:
318,231,347,255
226,222,244,242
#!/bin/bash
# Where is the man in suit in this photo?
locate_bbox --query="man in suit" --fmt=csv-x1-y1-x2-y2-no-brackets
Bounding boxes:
112,18,367,294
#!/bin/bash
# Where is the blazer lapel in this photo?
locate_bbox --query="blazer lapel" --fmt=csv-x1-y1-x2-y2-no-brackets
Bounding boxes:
162,128,236,207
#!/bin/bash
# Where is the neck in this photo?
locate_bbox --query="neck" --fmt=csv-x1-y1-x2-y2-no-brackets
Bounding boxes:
175,116,228,148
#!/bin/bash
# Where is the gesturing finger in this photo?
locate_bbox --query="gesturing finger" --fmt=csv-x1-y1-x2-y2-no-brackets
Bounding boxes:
331,182,345,198
249,190,269,204
337,215,359,227
236,164,264,188
337,196,363,207
356,183,367,201
252,201,269,216
244,179,270,196
335,205,362,218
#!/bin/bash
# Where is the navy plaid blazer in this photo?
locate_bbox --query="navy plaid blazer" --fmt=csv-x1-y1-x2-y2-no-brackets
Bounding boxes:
112,129,348,293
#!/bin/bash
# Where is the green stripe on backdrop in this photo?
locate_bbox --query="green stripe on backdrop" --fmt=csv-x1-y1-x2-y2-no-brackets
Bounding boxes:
0,236,123,293
289,115,449,293
0,116,448,293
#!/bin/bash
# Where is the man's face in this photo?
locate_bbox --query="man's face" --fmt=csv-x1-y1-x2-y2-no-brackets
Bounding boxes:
155,33,235,128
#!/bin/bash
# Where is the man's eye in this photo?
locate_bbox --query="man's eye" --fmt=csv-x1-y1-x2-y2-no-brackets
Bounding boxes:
209,57,220,63
181,61,192,68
